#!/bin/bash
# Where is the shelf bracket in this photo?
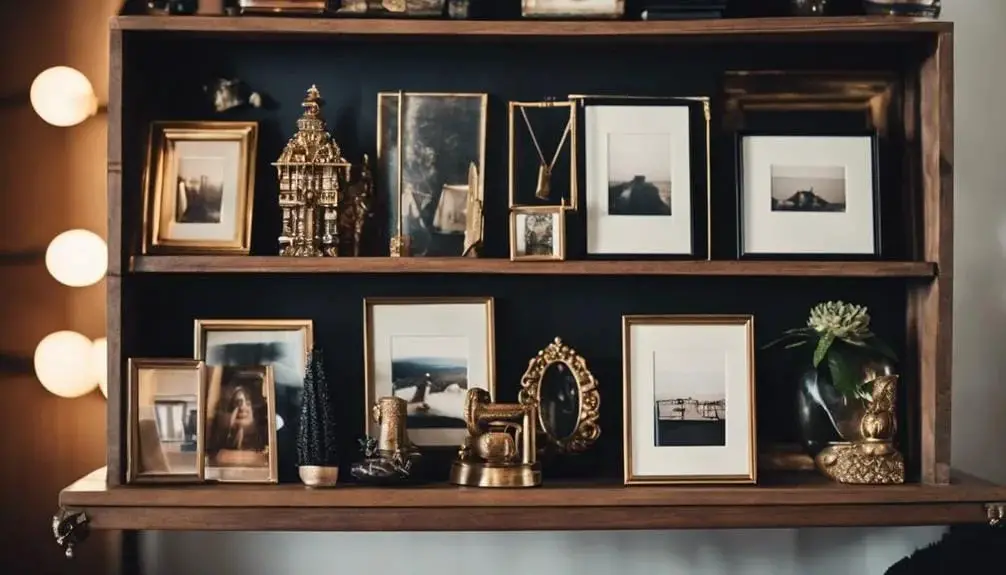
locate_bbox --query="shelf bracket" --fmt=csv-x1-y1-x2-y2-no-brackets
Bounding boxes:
985,503,1005,528
52,507,89,559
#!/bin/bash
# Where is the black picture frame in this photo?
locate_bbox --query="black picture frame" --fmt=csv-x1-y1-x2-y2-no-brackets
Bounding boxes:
734,129,882,261
571,96,711,261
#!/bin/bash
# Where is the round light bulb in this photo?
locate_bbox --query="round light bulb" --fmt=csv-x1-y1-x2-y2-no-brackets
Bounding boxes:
45,229,107,287
34,331,98,398
91,337,108,398
30,66,98,128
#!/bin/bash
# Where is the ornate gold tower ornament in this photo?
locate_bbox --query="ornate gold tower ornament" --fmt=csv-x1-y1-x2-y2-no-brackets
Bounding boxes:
275,85,352,257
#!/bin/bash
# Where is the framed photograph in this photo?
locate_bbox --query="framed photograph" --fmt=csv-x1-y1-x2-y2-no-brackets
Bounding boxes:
737,132,880,259
377,92,487,257
577,97,710,258
194,320,313,476
204,365,278,483
364,297,495,448
622,315,756,485
510,206,565,261
522,0,625,18
142,121,258,255
127,358,205,484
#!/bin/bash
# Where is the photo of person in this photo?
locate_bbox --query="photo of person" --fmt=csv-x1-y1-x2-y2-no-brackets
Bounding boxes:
607,132,672,216
203,365,277,483
511,207,563,260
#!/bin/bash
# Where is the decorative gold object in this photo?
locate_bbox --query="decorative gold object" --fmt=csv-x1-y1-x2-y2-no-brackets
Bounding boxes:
351,397,422,484
450,389,541,488
508,100,576,208
815,375,905,485
509,205,566,261
462,162,483,257
298,465,339,488
518,337,600,454
339,155,374,257
238,0,328,14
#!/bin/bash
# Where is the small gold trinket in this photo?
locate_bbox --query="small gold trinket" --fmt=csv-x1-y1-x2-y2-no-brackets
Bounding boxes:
535,164,551,200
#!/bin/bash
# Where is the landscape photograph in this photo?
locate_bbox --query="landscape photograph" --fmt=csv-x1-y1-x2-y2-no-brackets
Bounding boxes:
653,360,727,447
770,164,847,212
176,156,225,223
607,132,672,216
390,336,469,429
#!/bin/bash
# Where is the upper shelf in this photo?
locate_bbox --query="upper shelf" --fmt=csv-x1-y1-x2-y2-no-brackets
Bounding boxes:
111,15,952,39
129,256,937,277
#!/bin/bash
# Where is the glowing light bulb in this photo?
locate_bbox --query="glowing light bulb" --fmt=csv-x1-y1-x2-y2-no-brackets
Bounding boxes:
30,66,98,127
34,331,98,398
91,337,108,398
45,229,107,287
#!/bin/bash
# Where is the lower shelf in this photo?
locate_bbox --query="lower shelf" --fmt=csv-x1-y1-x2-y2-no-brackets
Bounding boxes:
60,468,1006,531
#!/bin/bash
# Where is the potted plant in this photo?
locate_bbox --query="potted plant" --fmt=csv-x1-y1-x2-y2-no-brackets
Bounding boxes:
764,301,898,456
297,348,339,488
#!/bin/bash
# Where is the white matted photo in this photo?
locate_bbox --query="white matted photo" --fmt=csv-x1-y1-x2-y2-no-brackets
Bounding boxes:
522,0,625,18
738,133,879,257
510,206,565,261
583,100,702,256
365,297,495,447
622,315,756,485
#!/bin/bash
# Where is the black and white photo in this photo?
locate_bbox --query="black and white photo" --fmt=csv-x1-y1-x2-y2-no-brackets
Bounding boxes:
176,156,226,223
653,361,726,447
770,165,846,213
391,336,469,429
607,133,672,217
203,365,278,483
510,206,564,261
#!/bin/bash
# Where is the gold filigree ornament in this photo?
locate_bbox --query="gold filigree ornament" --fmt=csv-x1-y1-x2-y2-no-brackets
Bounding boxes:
815,374,905,485
518,337,601,454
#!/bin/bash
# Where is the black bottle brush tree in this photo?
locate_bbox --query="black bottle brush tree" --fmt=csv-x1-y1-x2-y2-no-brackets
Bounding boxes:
297,348,339,486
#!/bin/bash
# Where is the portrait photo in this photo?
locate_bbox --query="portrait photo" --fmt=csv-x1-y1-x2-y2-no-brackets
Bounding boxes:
204,365,278,483
127,359,205,484
623,315,755,485
607,133,672,217
378,92,487,257
739,133,878,258
143,121,257,255
366,297,495,447
510,206,564,261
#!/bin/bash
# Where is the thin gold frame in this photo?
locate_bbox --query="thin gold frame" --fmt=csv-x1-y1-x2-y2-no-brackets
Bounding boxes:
522,0,625,18
193,319,314,365
238,0,327,14
509,205,566,261
126,358,206,484
622,314,757,485
362,297,496,446
376,92,488,257
203,364,279,484
142,121,258,255
507,100,579,210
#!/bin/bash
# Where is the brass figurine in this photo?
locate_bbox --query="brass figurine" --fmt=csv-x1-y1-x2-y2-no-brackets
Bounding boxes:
462,162,484,257
815,375,905,485
52,508,89,559
351,397,422,484
450,389,541,488
339,155,374,257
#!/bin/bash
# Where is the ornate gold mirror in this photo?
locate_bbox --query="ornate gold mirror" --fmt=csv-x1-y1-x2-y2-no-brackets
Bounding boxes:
518,337,600,453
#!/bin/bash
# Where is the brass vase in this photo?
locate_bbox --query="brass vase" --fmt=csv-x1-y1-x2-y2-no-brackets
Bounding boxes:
298,465,339,488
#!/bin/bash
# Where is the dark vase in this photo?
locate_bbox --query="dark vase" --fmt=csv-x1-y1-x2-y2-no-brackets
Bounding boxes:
797,356,895,457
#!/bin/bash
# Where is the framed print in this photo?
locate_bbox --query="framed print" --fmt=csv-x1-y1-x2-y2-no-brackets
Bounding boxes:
622,315,756,485
127,358,205,484
737,131,880,259
194,319,312,477
510,206,566,261
204,365,278,483
142,121,258,255
364,297,496,448
522,0,625,18
377,92,487,257
577,96,710,258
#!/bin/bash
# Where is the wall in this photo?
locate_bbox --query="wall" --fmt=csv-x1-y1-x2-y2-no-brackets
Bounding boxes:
141,2,1004,574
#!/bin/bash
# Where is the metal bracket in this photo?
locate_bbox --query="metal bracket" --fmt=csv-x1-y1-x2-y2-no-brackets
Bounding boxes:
985,503,1005,528
52,508,89,559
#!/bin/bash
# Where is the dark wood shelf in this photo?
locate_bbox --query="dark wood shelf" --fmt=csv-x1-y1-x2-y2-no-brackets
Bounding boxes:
112,15,951,39
60,469,1006,531
129,256,937,277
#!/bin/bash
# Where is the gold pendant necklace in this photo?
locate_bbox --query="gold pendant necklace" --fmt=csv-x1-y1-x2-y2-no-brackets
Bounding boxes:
520,107,572,201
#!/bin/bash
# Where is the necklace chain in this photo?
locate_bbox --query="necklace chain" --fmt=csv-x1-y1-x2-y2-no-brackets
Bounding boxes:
519,106,572,172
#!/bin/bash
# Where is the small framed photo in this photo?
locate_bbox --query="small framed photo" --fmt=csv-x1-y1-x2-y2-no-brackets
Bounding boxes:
577,97,710,258
737,132,880,258
143,121,258,255
204,365,278,483
127,358,206,484
622,315,756,485
365,297,496,448
510,206,565,261
522,0,625,18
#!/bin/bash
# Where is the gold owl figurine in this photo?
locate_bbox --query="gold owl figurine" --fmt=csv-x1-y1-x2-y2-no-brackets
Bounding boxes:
815,375,905,485
462,162,483,257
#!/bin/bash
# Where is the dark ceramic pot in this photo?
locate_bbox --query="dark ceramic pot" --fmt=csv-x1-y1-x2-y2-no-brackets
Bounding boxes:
797,357,895,457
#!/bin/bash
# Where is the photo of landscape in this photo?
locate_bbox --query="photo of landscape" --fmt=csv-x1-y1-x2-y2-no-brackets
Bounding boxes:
390,336,469,430
653,358,727,447
770,165,847,213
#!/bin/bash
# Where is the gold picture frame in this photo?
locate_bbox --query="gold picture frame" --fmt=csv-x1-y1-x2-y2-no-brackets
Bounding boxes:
507,100,579,210
510,205,566,262
622,315,757,485
203,364,279,483
522,0,625,18
126,358,206,484
238,0,328,14
363,297,496,448
142,121,258,255
194,319,314,366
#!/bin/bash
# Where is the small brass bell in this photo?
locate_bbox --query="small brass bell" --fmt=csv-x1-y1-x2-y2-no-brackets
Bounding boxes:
535,164,551,200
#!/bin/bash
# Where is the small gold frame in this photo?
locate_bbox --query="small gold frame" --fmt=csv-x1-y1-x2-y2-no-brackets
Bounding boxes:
238,0,328,14
507,100,578,210
142,121,258,255
509,205,566,261
203,364,279,484
518,337,601,454
126,358,206,484
622,315,758,486
522,0,625,19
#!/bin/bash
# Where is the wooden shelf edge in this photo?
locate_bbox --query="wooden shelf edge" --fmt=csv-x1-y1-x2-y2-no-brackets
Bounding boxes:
129,256,937,277
111,15,952,37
